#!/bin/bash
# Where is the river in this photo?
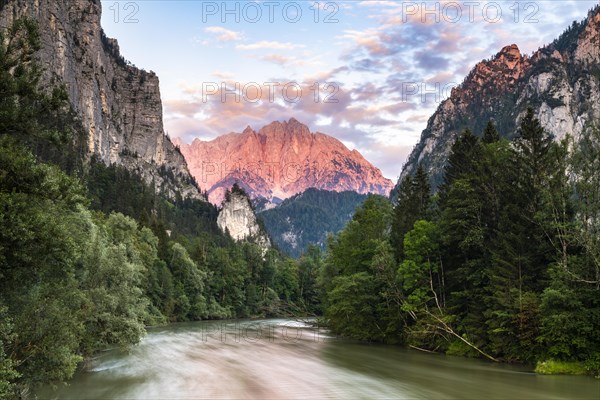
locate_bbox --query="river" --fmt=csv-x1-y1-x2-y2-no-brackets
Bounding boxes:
37,318,599,399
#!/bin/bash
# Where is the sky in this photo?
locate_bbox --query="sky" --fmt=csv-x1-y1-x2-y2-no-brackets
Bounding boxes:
100,0,599,180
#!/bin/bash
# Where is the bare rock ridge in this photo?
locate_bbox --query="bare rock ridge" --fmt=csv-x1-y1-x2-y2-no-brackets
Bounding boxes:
0,0,203,200
399,6,600,189
175,118,394,205
217,187,271,252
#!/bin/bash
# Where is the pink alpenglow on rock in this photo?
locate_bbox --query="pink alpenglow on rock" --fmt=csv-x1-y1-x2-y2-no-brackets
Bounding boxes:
175,118,394,205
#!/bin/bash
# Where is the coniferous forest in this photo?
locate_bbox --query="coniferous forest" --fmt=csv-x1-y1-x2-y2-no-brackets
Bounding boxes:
321,114,600,375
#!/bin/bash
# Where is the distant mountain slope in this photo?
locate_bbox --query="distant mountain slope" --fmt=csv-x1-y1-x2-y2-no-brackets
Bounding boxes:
175,118,393,205
399,6,600,189
258,188,368,258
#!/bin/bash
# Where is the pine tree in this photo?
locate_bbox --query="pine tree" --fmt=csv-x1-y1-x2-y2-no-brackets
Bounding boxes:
412,164,431,215
485,108,557,361
439,129,481,203
324,196,393,341
482,120,500,144
437,130,493,352
391,175,414,262
515,107,554,206
390,164,431,262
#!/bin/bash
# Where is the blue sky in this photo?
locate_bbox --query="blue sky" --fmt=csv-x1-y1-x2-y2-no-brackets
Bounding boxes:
100,0,599,180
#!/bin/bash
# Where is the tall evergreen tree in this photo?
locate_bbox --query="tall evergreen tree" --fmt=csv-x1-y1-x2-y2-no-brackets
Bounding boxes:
439,129,481,197
485,108,557,361
390,164,430,262
482,120,500,144
515,108,555,207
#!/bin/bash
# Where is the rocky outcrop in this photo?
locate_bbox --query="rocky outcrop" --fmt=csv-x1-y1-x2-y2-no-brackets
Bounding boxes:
399,6,600,189
0,0,203,200
175,118,394,205
217,188,271,252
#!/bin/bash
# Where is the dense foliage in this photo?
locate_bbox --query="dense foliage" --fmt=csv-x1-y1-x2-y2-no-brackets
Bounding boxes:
321,112,600,374
0,19,318,397
259,188,367,257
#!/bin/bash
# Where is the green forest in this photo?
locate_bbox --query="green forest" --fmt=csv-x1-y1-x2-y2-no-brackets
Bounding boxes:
259,188,367,257
320,114,600,376
0,19,321,397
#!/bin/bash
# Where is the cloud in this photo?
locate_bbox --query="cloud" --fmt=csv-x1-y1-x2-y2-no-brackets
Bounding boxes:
165,0,600,179
414,51,450,71
211,71,235,80
383,102,417,114
361,141,415,180
260,54,294,66
204,26,243,42
236,41,305,50
357,1,399,7
252,53,325,68
339,28,400,57
351,58,384,72
303,66,349,82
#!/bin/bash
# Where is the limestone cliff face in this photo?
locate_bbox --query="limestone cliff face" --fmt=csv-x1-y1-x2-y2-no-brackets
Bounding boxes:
217,189,271,251
175,118,394,205
399,6,600,189
0,0,203,200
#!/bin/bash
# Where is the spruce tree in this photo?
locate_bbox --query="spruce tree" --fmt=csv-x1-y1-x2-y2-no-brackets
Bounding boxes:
486,108,557,361
515,107,554,205
439,129,481,203
482,120,500,144
390,164,431,262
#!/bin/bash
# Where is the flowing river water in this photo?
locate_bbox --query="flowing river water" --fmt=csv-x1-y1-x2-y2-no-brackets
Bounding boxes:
37,319,599,399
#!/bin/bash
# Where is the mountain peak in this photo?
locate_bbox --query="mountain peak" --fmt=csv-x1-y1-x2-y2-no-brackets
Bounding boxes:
500,43,520,54
259,118,312,139
496,43,525,69
398,6,600,190
177,119,394,204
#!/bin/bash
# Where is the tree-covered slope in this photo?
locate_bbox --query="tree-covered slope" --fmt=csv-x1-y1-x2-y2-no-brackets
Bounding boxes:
259,188,367,258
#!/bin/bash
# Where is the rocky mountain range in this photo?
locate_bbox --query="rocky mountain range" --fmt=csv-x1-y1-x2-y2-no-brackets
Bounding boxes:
399,6,600,189
0,0,202,200
174,118,394,205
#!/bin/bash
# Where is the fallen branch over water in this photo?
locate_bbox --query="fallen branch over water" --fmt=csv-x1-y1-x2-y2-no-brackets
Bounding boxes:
409,345,438,354
425,311,499,363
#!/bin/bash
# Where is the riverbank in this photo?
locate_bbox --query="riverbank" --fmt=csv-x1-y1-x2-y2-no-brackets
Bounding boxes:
535,360,599,378
319,321,600,378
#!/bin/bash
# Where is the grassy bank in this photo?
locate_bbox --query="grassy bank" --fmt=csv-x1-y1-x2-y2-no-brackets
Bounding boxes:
535,360,596,377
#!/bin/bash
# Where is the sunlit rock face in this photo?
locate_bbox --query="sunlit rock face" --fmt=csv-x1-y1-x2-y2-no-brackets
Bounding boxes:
175,118,394,205
398,7,600,190
0,0,203,200
217,189,271,252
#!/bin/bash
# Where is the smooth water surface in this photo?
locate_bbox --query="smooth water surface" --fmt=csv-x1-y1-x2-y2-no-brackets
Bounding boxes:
38,319,600,399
